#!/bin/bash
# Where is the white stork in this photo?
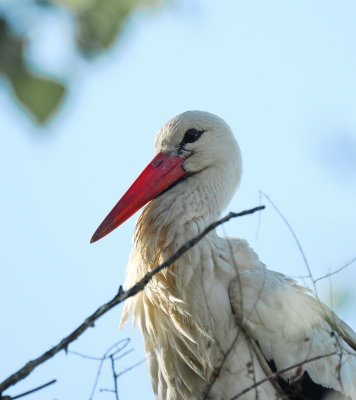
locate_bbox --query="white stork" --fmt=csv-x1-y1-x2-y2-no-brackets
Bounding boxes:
91,111,356,400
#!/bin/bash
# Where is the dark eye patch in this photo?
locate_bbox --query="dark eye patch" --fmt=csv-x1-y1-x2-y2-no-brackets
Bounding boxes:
182,128,205,144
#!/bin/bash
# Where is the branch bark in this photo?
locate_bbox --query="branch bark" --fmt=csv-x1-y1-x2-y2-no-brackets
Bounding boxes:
0,205,265,396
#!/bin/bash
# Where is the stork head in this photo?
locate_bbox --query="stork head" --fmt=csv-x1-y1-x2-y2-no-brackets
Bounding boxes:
155,111,241,175
91,111,242,243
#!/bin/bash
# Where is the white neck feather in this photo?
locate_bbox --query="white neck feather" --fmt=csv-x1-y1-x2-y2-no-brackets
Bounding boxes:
121,151,242,398
120,172,229,390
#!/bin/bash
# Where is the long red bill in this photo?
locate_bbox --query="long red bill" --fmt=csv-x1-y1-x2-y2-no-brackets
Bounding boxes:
90,151,187,243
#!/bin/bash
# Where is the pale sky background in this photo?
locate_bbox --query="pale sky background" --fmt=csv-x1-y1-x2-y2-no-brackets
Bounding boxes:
1,0,356,399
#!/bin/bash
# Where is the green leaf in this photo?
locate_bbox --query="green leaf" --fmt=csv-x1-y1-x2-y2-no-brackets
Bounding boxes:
76,0,161,55
48,0,95,12
0,16,66,124
8,66,66,124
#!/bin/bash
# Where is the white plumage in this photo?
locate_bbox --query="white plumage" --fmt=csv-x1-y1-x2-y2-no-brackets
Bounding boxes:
94,111,356,399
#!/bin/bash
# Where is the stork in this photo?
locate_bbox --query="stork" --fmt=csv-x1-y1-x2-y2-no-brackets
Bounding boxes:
91,111,356,400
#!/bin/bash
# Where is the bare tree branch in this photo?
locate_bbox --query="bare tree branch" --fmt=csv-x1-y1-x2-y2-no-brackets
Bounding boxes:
0,205,265,397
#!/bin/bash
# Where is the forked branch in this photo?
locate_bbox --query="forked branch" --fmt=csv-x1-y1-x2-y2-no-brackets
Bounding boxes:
0,205,265,397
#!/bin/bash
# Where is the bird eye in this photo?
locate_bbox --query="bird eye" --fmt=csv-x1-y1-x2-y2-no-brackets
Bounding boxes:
182,128,204,144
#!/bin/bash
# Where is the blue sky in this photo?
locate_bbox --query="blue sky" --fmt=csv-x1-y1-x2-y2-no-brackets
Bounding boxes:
1,0,356,399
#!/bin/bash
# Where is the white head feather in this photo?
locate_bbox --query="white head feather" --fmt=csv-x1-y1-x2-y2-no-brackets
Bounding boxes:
154,110,242,216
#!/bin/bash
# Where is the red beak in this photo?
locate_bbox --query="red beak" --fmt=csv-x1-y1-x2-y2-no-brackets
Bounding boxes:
90,152,187,243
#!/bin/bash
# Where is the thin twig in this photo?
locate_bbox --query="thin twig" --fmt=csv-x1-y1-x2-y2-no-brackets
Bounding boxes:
69,339,140,400
203,232,274,399
230,352,338,399
0,206,265,396
201,230,246,400
68,351,105,361
246,340,258,400
260,192,317,295
69,339,132,362
110,355,119,400
113,349,134,361
327,277,346,394
3,379,57,400
88,339,131,400
314,255,356,284
99,388,115,393
117,358,146,378
202,331,242,400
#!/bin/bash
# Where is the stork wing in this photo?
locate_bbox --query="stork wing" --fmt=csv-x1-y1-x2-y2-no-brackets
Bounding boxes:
229,270,356,399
